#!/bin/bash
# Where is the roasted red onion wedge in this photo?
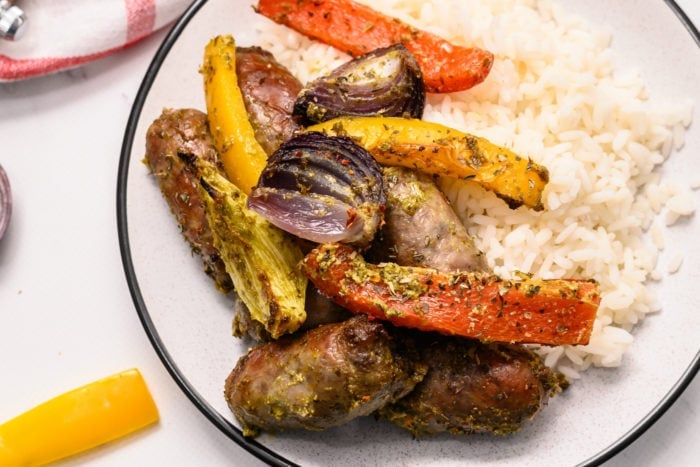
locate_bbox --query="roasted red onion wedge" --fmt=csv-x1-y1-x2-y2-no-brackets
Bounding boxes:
247,132,385,247
293,44,425,125
0,164,11,240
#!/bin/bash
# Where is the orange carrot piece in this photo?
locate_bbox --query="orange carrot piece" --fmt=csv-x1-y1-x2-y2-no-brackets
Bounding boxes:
300,244,600,346
255,0,494,93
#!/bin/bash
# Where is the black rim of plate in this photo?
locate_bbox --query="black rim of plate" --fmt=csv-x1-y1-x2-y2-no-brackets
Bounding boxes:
117,1,700,466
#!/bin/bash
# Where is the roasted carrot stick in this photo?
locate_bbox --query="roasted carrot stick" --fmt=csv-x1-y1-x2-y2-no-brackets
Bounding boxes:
300,243,600,346
255,0,494,93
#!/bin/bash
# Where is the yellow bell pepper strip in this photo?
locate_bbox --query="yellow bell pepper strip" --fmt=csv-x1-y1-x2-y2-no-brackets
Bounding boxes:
0,368,158,466
201,35,268,194
306,116,549,211
300,243,600,346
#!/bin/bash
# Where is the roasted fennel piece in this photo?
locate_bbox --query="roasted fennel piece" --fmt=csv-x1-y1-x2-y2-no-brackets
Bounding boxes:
198,162,307,339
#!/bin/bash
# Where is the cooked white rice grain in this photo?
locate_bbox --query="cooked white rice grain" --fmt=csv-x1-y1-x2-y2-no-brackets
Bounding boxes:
665,210,681,226
666,190,696,217
543,346,565,368
557,365,582,380
667,253,684,274
564,347,585,367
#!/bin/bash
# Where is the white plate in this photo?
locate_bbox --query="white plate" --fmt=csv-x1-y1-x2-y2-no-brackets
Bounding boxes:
118,1,700,465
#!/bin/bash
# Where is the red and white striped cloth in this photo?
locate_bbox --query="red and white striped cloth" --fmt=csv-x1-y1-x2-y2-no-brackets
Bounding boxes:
0,0,192,81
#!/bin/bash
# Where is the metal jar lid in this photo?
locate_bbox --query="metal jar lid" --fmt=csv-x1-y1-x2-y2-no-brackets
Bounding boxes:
0,0,28,41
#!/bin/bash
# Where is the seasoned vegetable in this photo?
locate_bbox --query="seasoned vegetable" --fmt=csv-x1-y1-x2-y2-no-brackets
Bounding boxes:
293,44,425,124
0,369,158,466
247,132,385,247
307,116,549,211
235,46,303,154
199,162,307,339
300,243,600,346
255,0,493,93
201,35,268,194
225,314,427,437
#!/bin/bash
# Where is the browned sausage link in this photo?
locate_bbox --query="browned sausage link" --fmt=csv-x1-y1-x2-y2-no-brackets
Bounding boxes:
231,297,270,342
370,166,487,272
236,46,303,155
144,108,233,293
225,314,428,437
378,335,567,436
299,282,352,331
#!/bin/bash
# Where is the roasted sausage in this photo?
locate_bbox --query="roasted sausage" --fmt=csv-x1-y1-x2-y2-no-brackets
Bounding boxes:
370,166,487,272
235,46,303,155
225,314,428,436
300,283,353,330
378,335,567,436
145,108,233,293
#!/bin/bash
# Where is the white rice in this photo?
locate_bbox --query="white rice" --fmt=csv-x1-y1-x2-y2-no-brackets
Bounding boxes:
256,0,695,375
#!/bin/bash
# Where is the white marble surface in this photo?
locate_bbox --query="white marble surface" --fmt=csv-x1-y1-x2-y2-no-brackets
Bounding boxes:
0,1,697,466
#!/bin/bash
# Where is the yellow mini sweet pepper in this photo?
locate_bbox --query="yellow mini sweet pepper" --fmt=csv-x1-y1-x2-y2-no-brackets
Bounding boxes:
0,368,159,466
201,34,269,195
